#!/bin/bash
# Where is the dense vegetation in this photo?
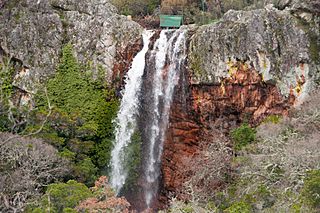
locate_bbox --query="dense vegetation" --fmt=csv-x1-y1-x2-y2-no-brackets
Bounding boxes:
0,0,319,212
30,44,119,185
0,44,120,211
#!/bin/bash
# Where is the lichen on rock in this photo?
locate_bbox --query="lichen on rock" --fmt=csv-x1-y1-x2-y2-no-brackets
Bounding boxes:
0,0,143,94
188,4,319,103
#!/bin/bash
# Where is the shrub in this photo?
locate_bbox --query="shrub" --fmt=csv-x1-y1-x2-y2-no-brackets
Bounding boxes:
224,201,252,213
112,0,159,16
62,208,77,213
230,123,256,151
262,114,281,124
121,131,143,191
31,44,119,184
74,158,98,186
302,170,320,209
0,57,15,131
76,176,131,212
39,180,92,212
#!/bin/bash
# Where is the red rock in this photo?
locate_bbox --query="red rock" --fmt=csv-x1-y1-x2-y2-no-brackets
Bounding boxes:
160,62,296,202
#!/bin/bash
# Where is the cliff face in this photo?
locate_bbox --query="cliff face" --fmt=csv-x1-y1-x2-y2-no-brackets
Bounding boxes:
0,0,142,95
162,3,320,199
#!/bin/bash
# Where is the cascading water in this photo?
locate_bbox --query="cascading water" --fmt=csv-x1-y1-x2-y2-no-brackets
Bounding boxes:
110,28,187,209
110,30,154,193
144,29,187,207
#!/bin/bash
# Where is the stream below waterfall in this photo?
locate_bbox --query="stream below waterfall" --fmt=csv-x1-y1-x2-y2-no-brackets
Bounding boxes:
110,28,187,211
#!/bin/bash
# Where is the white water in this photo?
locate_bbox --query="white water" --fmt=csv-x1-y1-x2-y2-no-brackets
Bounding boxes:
144,29,187,207
109,28,187,208
110,30,154,193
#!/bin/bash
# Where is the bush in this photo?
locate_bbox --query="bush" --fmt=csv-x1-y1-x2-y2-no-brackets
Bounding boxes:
224,201,252,213
121,131,142,191
74,158,98,186
37,44,118,140
302,170,320,209
0,57,17,131
112,0,159,16
39,180,92,212
31,44,119,184
230,123,256,151
76,176,131,212
262,114,281,124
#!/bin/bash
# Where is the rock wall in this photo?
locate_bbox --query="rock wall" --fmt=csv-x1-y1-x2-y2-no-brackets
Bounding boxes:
0,0,142,94
161,3,320,200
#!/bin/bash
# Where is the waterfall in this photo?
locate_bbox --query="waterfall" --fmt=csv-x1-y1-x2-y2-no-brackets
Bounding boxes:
144,29,187,207
110,28,187,209
110,30,154,193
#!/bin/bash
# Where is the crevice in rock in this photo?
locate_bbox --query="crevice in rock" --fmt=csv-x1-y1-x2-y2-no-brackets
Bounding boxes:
51,4,91,16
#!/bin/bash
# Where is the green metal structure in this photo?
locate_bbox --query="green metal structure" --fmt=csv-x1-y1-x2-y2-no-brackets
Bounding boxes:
160,15,183,28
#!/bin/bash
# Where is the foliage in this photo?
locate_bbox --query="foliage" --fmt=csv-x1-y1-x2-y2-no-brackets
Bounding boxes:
230,123,256,151
91,137,113,169
76,176,131,212
59,148,76,161
36,44,118,140
224,201,252,213
302,170,320,209
166,199,210,213
170,91,320,212
0,58,14,103
62,208,77,213
30,43,119,185
262,114,281,124
182,133,232,202
0,57,15,131
112,0,159,16
122,131,142,191
73,158,98,186
38,180,92,213
182,3,219,25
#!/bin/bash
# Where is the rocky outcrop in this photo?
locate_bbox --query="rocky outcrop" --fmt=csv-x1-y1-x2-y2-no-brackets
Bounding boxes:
0,0,142,94
162,3,320,200
189,6,319,103
162,61,296,197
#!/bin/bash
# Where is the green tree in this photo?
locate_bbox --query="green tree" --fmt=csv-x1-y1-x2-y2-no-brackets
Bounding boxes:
32,43,119,184
230,123,256,151
39,180,92,212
